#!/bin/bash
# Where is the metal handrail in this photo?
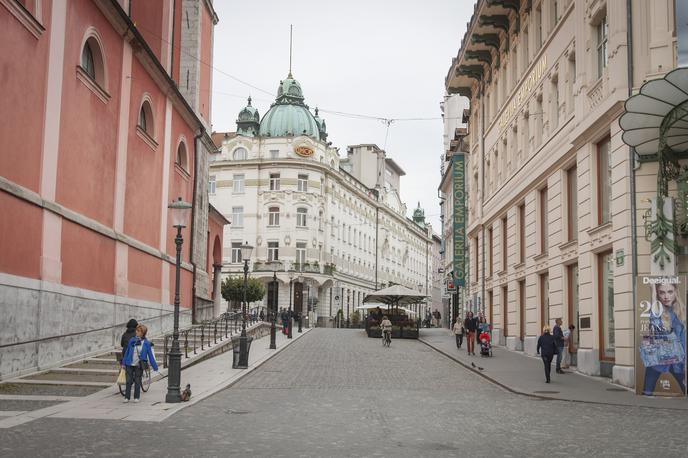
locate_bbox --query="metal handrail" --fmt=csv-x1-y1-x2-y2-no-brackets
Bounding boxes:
161,311,262,368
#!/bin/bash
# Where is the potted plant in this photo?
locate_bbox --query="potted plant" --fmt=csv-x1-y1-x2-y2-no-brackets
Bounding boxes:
351,310,361,327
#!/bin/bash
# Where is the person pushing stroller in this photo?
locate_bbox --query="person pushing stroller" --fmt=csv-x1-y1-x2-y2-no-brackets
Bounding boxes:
479,328,492,357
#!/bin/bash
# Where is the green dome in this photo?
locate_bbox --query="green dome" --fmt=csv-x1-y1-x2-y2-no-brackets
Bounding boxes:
259,75,321,139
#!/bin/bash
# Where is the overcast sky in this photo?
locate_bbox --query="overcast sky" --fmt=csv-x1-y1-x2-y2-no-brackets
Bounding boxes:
210,0,473,230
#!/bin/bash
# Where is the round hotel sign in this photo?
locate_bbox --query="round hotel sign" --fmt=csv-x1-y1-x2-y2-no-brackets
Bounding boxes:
294,145,314,157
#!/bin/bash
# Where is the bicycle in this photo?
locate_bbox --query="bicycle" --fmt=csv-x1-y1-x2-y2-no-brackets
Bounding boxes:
118,365,152,396
116,347,153,396
382,329,391,347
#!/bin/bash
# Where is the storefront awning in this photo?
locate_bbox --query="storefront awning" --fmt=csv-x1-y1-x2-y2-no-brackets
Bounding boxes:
620,67,688,156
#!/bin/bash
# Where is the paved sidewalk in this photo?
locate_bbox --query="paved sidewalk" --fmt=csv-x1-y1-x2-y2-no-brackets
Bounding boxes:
0,327,310,428
419,328,688,410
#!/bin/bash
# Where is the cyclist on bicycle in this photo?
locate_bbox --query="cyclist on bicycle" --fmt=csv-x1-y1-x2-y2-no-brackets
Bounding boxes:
381,315,392,345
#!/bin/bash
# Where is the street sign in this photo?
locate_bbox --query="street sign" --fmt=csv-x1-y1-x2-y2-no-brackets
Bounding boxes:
333,287,341,309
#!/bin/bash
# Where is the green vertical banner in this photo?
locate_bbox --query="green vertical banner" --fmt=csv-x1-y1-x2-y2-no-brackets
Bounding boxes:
453,154,466,287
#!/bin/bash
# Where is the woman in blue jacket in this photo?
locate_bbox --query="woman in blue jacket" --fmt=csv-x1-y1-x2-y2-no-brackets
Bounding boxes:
122,324,158,403
642,283,686,395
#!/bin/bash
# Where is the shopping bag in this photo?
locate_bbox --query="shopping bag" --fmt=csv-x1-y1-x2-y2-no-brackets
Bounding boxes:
117,368,127,385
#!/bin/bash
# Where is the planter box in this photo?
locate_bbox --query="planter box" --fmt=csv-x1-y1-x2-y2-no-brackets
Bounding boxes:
366,326,418,339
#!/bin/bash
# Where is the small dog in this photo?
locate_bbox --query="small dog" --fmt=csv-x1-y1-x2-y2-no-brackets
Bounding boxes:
181,383,192,402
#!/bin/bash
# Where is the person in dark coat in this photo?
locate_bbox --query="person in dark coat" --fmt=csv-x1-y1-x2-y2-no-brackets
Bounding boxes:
552,318,565,374
537,325,559,383
120,319,138,363
464,312,478,355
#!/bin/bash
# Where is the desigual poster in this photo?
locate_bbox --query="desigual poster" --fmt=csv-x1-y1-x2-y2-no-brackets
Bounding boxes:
635,276,687,396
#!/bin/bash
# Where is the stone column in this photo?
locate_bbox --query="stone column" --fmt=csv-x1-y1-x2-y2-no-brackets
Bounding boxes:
212,264,223,317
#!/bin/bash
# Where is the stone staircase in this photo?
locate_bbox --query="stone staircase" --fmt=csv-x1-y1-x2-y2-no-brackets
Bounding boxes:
0,318,268,416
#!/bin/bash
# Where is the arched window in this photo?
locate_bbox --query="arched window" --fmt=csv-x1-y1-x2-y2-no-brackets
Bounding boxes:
81,42,95,79
78,30,108,93
176,141,188,172
138,99,154,138
296,208,307,228
233,147,247,160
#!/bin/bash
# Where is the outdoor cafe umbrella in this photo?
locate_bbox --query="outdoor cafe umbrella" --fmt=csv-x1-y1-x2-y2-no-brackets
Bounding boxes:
355,303,418,315
362,284,427,311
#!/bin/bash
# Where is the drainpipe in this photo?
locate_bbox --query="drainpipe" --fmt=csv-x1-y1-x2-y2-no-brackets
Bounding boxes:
425,236,429,315
190,128,204,324
480,79,486,316
170,0,177,82
375,206,379,289
627,0,638,377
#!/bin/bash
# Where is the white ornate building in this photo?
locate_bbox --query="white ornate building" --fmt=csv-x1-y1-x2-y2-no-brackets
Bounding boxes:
209,73,433,325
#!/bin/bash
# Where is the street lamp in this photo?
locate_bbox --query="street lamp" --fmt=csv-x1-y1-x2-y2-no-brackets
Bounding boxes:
269,261,279,349
297,274,304,333
234,241,253,369
346,289,351,328
288,270,294,339
165,197,192,403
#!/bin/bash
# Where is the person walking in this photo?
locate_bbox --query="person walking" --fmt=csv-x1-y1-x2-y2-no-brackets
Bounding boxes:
453,316,464,349
562,324,575,369
259,310,265,322
121,324,158,403
464,312,478,355
536,325,559,383
281,308,289,334
553,318,566,374
120,319,138,363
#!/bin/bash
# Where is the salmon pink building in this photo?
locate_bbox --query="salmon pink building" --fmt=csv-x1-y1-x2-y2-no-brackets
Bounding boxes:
0,0,224,379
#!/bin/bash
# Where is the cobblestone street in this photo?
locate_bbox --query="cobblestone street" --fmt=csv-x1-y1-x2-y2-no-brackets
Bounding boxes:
1,329,687,457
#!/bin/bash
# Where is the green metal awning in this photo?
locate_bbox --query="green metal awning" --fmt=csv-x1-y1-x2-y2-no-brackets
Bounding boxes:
620,67,688,156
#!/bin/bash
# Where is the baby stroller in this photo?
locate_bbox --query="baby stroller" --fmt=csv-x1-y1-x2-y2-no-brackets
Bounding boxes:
479,324,492,357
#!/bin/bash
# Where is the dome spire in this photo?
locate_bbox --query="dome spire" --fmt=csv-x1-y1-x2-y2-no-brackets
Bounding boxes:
288,24,293,79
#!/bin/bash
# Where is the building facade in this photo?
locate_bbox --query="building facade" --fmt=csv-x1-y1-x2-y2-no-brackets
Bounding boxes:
0,0,223,379
444,0,678,388
210,75,433,325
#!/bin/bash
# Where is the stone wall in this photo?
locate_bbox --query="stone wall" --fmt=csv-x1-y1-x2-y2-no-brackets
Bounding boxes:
0,273,190,380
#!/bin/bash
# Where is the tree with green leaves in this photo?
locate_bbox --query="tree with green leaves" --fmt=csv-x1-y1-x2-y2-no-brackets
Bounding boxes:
221,276,266,310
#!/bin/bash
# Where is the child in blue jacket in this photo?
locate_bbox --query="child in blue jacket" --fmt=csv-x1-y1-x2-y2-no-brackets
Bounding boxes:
122,324,158,402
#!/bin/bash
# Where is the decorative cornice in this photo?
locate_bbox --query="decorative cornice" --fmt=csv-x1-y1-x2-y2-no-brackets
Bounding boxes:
136,125,159,151
0,0,44,39
75,66,111,104
465,50,493,66
479,14,510,32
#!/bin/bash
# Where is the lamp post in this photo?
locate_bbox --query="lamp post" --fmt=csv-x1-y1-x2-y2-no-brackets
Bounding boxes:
346,289,351,328
288,270,294,339
269,261,279,349
165,197,192,403
235,242,254,368
297,274,304,332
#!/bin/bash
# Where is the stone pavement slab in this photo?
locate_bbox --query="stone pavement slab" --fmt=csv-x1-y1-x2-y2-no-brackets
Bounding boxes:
1,329,687,457
419,328,688,409
0,327,310,428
